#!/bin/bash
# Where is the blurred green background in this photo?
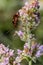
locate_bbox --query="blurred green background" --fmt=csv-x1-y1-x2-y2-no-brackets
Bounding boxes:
0,0,43,65
0,0,24,49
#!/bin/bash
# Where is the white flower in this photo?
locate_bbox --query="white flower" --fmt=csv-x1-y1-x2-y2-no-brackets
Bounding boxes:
25,2,29,6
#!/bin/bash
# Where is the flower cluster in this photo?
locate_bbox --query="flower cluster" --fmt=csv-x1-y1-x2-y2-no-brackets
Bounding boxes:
13,42,43,65
16,0,40,42
19,0,40,29
0,0,43,65
0,44,14,65
13,0,43,65
0,42,43,65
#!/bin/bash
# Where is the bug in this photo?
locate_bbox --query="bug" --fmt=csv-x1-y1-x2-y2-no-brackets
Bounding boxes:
12,12,19,27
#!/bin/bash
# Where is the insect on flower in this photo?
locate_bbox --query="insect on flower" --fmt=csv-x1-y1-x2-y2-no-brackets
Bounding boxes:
12,12,19,27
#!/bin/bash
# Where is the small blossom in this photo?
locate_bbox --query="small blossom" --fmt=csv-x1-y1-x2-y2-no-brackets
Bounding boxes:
35,50,41,57
17,49,22,55
9,49,14,56
39,45,43,50
0,44,15,65
17,31,23,37
15,56,21,63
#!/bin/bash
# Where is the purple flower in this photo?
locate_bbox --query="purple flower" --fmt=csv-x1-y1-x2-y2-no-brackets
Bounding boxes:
9,49,14,56
17,31,23,36
35,45,43,57
17,63,20,65
0,44,15,65
17,49,22,55
24,43,29,49
39,45,43,50
31,43,37,50
35,50,41,57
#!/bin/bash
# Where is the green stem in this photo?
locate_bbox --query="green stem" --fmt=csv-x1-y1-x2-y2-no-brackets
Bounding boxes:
29,61,32,65
23,56,32,65
26,21,31,49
